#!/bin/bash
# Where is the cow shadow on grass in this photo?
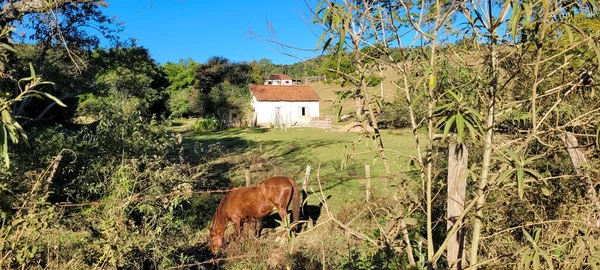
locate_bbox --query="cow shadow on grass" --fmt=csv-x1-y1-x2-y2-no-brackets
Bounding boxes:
168,242,224,270
260,195,331,232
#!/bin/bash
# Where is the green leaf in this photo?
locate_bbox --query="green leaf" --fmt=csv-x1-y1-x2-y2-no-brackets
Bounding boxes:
497,168,515,183
524,168,543,180
504,148,520,163
596,125,600,149
0,43,17,54
443,114,456,139
540,251,554,270
429,75,437,89
523,228,535,244
1,109,10,124
30,91,66,107
541,187,551,196
563,25,574,44
523,2,532,27
456,113,465,143
509,0,523,40
322,37,333,53
465,121,477,141
29,63,36,78
533,251,540,270
518,167,525,199
0,124,7,168
589,39,600,70
432,102,453,113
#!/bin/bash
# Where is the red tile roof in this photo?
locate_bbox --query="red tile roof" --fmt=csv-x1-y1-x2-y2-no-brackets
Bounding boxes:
249,85,320,101
268,74,292,80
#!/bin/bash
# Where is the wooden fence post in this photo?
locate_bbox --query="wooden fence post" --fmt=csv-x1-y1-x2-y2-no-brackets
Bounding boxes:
365,165,371,202
302,165,311,217
177,134,185,164
559,133,599,227
447,143,468,270
245,169,251,187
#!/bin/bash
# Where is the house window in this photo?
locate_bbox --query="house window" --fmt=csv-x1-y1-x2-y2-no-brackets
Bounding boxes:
300,106,308,116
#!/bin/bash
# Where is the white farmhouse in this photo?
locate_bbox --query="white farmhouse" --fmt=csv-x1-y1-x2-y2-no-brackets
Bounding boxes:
249,84,320,127
264,74,293,86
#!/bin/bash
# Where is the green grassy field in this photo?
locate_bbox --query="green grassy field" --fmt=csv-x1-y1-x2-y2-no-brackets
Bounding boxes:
181,125,418,214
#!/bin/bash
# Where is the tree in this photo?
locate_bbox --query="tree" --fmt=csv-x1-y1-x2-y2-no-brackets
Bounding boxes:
193,56,253,118
312,0,600,269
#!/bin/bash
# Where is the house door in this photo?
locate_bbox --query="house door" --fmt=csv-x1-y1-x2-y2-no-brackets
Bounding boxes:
299,106,309,122
274,107,282,127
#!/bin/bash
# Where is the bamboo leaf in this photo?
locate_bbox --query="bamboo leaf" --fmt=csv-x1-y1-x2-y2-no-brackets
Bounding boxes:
435,115,448,129
432,103,453,113
589,39,600,70
1,109,10,124
540,250,554,270
519,248,529,269
40,92,66,107
29,63,36,78
504,148,520,162
518,167,525,199
533,251,540,270
541,187,551,196
563,25,574,44
497,168,515,183
443,114,456,139
456,113,465,143
523,228,535,244
447,89,459,100
0,124,7,168
0,43,17,54
524,168,543,180
510,0,523,40
429,75,437,89
596,125,600,149
523,2,532,26
466,121,477,141
524,252,533,270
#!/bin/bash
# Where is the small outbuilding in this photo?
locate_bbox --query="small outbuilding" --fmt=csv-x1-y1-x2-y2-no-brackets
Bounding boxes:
264,74,293,86
249,84,320,127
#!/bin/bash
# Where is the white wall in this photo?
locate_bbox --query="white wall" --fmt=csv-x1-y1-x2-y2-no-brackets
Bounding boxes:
252,97,319,127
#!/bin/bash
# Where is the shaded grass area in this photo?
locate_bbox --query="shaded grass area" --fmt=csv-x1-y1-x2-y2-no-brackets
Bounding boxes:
180,126,418,215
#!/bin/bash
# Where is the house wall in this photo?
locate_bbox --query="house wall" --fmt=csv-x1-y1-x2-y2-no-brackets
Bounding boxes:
252,96,319,127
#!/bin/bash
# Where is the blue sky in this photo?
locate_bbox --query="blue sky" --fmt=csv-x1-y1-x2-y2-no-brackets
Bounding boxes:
104,0,321,65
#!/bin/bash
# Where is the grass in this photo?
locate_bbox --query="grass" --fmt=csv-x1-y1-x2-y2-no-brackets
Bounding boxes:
172,125,421,268
180,125,418,215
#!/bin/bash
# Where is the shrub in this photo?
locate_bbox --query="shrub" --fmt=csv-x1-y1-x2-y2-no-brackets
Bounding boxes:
192,117,221,132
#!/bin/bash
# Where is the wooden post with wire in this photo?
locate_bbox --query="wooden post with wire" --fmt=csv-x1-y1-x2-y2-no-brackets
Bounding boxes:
302,165,311,219
447,143,468,270
365,165,371,202
177,134,185,164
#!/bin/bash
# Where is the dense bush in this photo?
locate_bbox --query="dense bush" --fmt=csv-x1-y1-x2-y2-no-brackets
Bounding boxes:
192,117,221,132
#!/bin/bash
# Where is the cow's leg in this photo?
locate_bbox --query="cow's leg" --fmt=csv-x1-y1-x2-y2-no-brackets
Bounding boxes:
232,217,242,239
276,206,289,225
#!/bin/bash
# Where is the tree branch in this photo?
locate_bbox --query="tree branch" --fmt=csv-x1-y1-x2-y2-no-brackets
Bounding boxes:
0,0,104,23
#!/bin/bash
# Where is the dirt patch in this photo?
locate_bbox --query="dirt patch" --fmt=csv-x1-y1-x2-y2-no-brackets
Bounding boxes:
336,121,375,133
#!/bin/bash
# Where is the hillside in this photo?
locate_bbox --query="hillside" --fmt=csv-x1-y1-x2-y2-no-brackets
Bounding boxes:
308,66,401,118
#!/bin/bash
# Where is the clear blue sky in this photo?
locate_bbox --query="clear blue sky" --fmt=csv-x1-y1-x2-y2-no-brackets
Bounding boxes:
104,0,321,65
